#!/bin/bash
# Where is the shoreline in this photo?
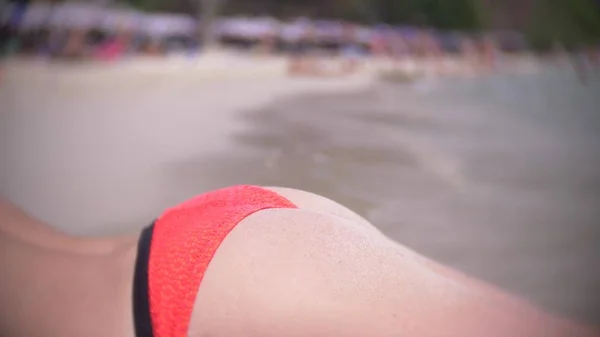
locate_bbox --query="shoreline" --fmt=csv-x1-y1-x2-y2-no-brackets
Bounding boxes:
1,50,546,82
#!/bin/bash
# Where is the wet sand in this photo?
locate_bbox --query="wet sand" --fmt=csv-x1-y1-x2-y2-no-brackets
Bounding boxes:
200,76,600,324
1,63,599,324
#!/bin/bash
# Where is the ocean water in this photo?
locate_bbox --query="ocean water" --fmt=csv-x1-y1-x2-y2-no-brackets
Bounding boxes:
219,68,600,323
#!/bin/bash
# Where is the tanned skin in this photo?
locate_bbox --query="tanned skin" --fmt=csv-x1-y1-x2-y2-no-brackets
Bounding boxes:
0,187,597,337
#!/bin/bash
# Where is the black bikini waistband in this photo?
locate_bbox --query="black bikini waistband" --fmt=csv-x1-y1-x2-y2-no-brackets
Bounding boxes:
133,223,155,337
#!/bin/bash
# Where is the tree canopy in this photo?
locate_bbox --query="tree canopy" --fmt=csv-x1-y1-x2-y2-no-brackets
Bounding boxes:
527,0,600,50
109,0,600,48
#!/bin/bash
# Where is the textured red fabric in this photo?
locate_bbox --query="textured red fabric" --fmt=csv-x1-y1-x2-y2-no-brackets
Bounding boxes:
147,185,298,337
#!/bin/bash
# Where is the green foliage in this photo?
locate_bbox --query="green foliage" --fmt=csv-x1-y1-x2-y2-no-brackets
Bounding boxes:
124,0,486,29
118,0,160,12
328,0,378,23
527,0,600,50
369,0,485,30
117,0,600,50
118,0,195,13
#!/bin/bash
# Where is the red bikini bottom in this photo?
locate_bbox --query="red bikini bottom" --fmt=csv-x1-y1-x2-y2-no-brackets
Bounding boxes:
132,185,298,337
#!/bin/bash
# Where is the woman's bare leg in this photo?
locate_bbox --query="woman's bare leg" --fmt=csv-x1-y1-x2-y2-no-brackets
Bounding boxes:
0,198,136,337
189,188,596,337
1,188,596,337
0,198,136,254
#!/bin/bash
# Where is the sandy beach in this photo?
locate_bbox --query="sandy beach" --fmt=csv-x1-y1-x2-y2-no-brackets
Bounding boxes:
1,55,599,324
0,54,376,234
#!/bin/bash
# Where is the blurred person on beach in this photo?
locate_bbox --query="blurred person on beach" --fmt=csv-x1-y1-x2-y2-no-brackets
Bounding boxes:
368,28,388,58
412,30,443,77
145,37,164,56
95,27,131,62
482,35,502,72
573,45,592,84
287,20,322,76
0,23,13,84
257,29,277,55
460,36,490,76
552,41,569,67
44,28,69,59
1,1,26,57
427,32,446,76
480,36,498,73
389,30,411,65
61,28,89,60
414,31,433,68
339,22,363,75
257,20,279,56
1,186,598,337
460,36,478,72
586,44,600,72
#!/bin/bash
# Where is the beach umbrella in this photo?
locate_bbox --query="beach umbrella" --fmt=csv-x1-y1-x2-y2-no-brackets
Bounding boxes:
48,3,104,30
141,13,196,38
354,26,372,43
97,8,144,33
313,20,343,40
280,20,308,42
0,3,15,26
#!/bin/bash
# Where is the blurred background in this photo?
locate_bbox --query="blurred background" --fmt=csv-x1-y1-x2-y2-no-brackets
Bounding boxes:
1,0,600,326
